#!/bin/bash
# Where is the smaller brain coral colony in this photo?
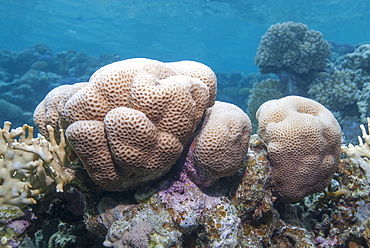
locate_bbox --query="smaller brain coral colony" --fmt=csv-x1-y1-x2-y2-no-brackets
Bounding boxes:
185,101,252,187
257,96,342,203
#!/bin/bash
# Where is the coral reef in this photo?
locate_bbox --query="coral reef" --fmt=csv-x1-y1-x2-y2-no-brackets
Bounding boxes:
251,22,370,144
307,44,370,125
2,33,370,246
215,71,254,110
256,96,342,203
100,199,182,248
275,148,370,247
78,131,370,247
33,58,217,191
0,100,24,127
48,222,77,247
3,106,369,248
253,37,370,144
82,134,272,247
158,172,242,247
255,21,331,74
341,44,370,72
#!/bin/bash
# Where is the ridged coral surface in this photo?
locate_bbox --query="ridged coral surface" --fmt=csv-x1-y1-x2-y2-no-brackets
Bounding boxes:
256,96,342,203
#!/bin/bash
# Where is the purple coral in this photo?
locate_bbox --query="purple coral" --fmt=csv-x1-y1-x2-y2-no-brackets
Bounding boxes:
158,169,241,246
184,140,217,187
7,220,29,234
314,236,338,247
129,221,153,248
158,170,205,232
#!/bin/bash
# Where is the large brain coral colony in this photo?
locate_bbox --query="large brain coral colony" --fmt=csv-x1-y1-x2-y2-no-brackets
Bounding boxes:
32,58,342,203
33,58,251,191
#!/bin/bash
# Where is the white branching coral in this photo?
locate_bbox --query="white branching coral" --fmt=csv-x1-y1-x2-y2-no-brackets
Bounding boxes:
0,122,74,210
342,117,370,181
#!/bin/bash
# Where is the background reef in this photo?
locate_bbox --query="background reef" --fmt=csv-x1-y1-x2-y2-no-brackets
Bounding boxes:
0,44,121,128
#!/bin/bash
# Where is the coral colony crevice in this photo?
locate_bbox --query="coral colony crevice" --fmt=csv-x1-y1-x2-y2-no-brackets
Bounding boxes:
0,22,370,247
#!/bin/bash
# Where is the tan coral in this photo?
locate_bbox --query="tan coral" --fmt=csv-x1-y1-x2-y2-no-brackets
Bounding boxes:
0,122,73,210
34,58,217,191
169,60,217,107
65,120,120,191
256,96,342,203
186,101,252,186
33,82,88,136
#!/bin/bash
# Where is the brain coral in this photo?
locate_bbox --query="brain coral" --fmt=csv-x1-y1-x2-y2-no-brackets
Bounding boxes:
255,21,331,74
185,101,252,187
34,58,217,191
256,96,341,203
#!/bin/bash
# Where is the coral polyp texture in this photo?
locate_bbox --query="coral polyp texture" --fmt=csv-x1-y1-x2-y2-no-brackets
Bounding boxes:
185,101,252,186
0,122,73,211
255,21,331,74
33,58,217,191
256,96,342,203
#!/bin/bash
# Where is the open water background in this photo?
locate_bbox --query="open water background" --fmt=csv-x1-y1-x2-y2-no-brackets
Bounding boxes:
1,0,369,74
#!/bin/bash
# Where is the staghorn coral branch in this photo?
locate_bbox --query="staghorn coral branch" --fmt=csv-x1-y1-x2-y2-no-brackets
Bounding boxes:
342,117,370,181
12,125,74,193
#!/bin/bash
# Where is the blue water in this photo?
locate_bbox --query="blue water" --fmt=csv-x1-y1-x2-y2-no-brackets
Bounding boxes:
1,0,369,74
